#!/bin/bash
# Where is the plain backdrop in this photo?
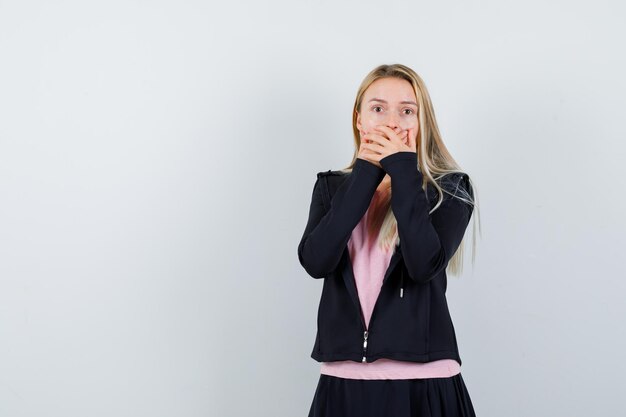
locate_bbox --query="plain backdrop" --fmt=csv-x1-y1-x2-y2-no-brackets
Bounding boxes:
1,1,625,416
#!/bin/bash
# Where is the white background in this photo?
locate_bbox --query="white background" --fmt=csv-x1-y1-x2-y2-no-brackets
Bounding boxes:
1,1,625,416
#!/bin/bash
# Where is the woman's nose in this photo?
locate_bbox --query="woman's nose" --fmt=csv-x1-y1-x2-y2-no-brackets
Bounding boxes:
384,119,401,133
385,114,400,129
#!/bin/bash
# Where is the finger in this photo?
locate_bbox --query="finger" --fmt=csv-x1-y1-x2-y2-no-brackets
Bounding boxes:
361,142,383,155
363,132,390,147
361,148,382,161
358,149,381,164
374,125,402,143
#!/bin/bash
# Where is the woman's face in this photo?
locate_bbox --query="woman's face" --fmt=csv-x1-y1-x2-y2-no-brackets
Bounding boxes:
356,77,419,148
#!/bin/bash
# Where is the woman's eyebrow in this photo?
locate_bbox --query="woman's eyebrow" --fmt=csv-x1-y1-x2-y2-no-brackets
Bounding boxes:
368,98,418,106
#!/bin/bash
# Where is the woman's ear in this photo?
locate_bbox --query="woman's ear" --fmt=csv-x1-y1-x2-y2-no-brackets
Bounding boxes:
355,111,362,131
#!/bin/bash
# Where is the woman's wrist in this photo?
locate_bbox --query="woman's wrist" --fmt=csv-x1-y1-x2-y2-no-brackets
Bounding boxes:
355,156,385,179
379,151,419,176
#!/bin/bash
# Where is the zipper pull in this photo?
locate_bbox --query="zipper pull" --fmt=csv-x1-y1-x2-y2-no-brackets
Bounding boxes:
362,330,368,362
400,268,404,298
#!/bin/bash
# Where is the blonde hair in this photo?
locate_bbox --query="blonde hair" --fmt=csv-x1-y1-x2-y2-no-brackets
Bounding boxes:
341,64,481,277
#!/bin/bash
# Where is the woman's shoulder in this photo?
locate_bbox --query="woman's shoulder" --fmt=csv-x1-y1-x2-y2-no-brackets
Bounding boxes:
436,169,468,179
316,168,350,178
437,170,470,186
434,171,473,203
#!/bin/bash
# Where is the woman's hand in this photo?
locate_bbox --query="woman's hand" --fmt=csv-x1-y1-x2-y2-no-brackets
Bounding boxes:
359,125,416,166
357,135,386,168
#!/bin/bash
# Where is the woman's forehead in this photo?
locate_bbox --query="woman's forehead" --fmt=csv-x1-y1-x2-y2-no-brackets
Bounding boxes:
364,78,416,102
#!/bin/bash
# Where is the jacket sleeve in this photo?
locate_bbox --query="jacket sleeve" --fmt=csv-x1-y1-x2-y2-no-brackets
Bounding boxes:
297,158,386,278
379,151,474,284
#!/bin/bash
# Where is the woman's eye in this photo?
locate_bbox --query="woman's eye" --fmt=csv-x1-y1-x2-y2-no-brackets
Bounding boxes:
403,109,414,115
373,106,383,113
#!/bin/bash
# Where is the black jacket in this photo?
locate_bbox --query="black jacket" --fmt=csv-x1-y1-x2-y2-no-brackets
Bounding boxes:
297,151,474,365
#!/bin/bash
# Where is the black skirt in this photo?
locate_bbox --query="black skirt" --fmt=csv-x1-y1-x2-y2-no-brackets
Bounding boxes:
307,372,476,417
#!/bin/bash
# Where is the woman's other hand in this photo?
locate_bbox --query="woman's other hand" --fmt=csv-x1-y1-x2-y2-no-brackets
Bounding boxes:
360,125,416,165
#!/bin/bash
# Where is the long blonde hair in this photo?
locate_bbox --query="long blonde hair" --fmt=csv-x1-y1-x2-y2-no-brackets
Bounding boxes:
341,64,481,277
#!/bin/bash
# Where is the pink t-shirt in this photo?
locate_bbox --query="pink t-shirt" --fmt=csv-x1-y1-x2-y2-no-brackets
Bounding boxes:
320,192,460,380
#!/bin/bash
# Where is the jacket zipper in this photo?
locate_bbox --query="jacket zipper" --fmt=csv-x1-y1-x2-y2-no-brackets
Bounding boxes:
356,302,369,362
362,330,369,362
359,246,403,363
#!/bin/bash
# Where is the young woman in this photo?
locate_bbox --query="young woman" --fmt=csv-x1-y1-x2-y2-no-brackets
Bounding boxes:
298,63,481,417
